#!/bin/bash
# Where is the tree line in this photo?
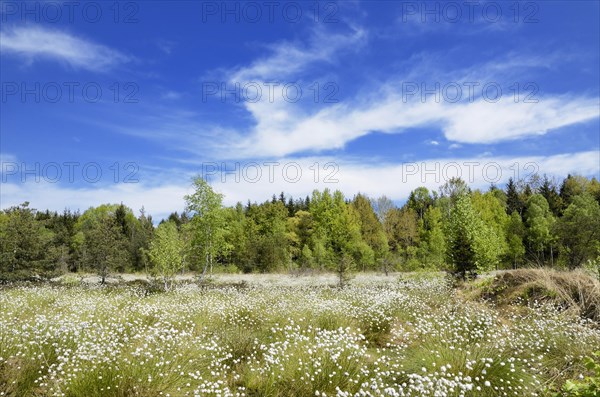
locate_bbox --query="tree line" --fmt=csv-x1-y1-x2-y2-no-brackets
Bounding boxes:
1,173,599,283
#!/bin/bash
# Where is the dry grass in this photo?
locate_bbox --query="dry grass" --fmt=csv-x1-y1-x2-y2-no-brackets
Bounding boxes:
474,268,600,321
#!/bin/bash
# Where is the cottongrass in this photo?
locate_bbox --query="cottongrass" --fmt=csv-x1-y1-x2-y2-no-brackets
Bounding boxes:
0,275,598,396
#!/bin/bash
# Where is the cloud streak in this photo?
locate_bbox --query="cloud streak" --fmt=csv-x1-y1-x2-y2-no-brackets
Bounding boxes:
0,25,131,72
2,151,598,219
199,28,600,158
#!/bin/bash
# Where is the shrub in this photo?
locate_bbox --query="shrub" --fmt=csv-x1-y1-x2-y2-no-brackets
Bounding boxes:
557,352,600,397
475,268,600,321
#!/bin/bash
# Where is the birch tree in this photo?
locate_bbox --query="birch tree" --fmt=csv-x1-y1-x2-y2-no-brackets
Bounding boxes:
184,177,225,281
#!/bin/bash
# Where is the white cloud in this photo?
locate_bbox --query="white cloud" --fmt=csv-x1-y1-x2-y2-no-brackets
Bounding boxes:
200,29,599,158
0,153,17,163
230,26,366,83
0,182,189,221
64,24,598,162
2,151,597,219
211,151,600,205
223,92,598,158
443,96,600,144
0,25,131,71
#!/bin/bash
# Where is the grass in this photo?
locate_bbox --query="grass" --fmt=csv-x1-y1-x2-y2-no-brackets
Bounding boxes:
1,272,599,396
470,268,600,321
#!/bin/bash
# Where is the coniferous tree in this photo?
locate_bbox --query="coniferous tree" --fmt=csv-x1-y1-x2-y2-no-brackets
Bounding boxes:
286,197,295,216
506,178,525,216
82,215,129,283
0,203,55,280
446,194,501,277
446,196,478,279
539,175,563,216
559,174,588,212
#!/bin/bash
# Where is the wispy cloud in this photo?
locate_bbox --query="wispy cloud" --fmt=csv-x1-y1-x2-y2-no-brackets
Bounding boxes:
220,92,598,158
61,22,598,163
230,26,367,82
157,39,176,55
164,150,600,206
0,181,189,221
2,151,597,218
442,96,600,143
175,26,596,159
0,25,131,72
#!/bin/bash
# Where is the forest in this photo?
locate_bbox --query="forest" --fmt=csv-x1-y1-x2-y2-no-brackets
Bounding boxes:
2,173,600,283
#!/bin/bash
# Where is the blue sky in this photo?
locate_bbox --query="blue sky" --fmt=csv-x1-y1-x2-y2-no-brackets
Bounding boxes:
1,0,599,219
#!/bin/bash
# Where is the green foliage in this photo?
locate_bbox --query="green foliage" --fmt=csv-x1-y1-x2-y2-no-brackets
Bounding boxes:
505,211,526,268
351,193,388,264
525,194,556,263
336,253,355,287
506,177,525,216
417,205,446,270
472,190,509,268
446,196,478,278
74,203,151,273
298,244,315,269
384,207,419,257
447,195,503,278
560,175,589,212
81,213,130,283
4,173,600,280
184,176,225,279
539,175,563,216
557,352,600,397
148,221,183,290
309,189,367,270
407,186,433,220
246,200,290,272
555,194,600,269
0,203,62,280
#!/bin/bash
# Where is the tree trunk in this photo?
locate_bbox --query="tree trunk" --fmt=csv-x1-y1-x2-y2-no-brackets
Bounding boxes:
199,251,209,282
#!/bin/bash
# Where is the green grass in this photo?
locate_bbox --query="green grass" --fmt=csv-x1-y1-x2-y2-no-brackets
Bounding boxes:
1,274,598,396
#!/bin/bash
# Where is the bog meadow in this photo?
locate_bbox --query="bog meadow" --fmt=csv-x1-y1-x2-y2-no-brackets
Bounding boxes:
2,175,600,397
